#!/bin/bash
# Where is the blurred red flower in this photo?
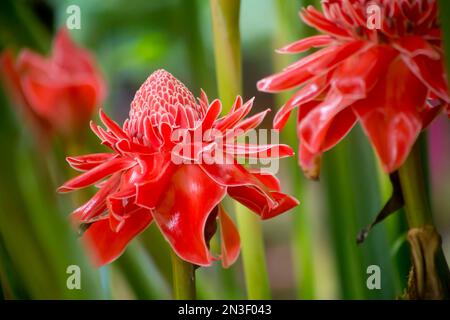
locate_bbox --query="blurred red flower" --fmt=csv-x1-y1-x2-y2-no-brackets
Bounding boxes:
258,0,449,178
58,70,298,267
0,28,106,136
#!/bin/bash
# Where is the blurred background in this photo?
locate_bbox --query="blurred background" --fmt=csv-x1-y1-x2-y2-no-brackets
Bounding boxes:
0,0,448,299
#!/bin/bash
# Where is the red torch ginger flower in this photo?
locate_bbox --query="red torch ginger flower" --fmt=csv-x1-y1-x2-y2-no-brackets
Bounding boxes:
0,28,106,136
258,0,449,178
58,69,298,267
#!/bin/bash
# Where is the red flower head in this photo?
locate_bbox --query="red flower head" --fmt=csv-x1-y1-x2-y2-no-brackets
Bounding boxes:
58,69,298,267
258,0,449,178
0,28,106,136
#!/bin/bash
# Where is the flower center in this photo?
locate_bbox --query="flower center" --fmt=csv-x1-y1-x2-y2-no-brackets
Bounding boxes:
126,69,204,139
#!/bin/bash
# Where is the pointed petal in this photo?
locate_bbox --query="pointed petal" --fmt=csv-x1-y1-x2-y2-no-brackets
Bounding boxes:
300,6,351,38
81,208,153,266
58,157,136,192
273,76,328,131
258,41,367,92
66,153,116,172
224,143,294,158
276,35,334,54
72,174,121,222
228,186,299,219
99,109,128,140
298,143,322,180
218,205,240,268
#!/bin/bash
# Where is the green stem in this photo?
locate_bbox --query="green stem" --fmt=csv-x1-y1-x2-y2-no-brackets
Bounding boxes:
235,203,271,299
210,0,242,110
210,0,271,299
398,141,433,228
398,138,450,297
170,251,196,300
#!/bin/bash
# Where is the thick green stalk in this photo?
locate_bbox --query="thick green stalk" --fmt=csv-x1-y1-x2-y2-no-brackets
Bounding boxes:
210,0,271,299
171,251,196,300
398,138,449,298
398,142,433,228
210,0,242,110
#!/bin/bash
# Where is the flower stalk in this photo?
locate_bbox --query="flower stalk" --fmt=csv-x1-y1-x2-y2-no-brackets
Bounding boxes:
210,0,271,299
171,251,196,300
398,138,450,299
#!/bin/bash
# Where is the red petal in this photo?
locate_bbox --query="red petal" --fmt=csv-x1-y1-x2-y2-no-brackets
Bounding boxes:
82,208,153,266
248,170,281,191
298,143,322,180
200,160,271,194
16,49,49,77
393,35,440,60
99,109,128,140
152,165,226,266
353,58,426,172
300,6,351,38
402,54,449,103
58,157,136,192
228,186,298,219
224,143,294,158
332,45,397,98
258,41,367,92
21,75,97,132
215,97,254,132
218,205,240,268
273,75,328,131
224,109,270,140
135,162,176,209
66,153,115,172
72,173,121,222
276,35,334,54
197,99,222,132
299,89,352,153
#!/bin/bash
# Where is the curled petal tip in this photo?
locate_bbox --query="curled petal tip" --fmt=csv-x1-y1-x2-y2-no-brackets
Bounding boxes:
57,185,72,193
257,78,270,92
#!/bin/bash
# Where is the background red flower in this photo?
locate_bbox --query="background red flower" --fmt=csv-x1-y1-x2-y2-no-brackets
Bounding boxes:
0,28,106,136
258,0,449,178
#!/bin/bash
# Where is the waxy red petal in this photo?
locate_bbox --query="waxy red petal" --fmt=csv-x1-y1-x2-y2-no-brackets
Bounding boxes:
276,35,334,54
402,54,449,103
273,75,328,131
72,173,121,222
152,165,226,266
393,35,440,59
353,58,426,172
228,186,298,219
81,208,153,266
218,205,240,268
58,157,136,192
67,153,116,172
258,41,367,92
224,143,294,159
